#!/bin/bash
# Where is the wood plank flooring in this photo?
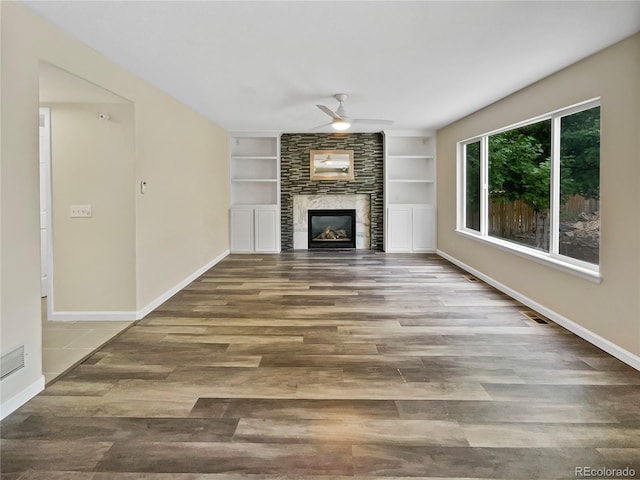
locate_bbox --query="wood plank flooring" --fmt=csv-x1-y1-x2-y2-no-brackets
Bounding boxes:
2,251,640,479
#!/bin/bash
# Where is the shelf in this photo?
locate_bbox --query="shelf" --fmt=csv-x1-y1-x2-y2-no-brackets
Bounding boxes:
229,133,281,253
386,158,434,180
387,203,435,209
230,155,278,181
387,179,435,204
231,178,277,183
387,155,434,160
230,133,279,205
388,179,434,183
384,132,436,253
386,135,434,157
231,203,278,207
230,180,278,204
231,136,277,157
231,156,277,161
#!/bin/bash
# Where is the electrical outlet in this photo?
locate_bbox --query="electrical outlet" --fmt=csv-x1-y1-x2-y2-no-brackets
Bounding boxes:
70,205,92,218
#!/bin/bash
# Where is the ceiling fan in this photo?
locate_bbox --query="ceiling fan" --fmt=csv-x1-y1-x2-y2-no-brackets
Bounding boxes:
315,93,394,131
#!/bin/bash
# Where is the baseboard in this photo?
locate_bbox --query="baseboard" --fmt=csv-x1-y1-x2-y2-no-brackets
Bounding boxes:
47,250,230,322
48,310,137,321
135,249,230,320
0,375,45,420
436,249,640,372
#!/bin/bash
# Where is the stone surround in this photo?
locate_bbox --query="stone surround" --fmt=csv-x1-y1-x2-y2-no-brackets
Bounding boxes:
293,194,370,249
280,133,383,251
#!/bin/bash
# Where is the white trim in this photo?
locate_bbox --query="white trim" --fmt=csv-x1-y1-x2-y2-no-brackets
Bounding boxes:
550,115,561,256
436,249,639,372
480,136,489,237
455,229,601,283
39,107,53,299
39,107,55,322
229,130,282,138
47,250,230,322
135,249,230,320
48,310,137,321
458,97,601,144
382,129,435,137
0,376,45,420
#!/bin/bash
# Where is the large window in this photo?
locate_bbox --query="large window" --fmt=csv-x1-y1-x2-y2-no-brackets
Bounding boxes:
458,100,600,276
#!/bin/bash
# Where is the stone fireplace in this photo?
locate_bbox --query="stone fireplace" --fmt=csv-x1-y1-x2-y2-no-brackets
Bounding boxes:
280,133,384,251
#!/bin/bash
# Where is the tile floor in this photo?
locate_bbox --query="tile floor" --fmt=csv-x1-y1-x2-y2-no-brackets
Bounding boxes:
41,298,133,384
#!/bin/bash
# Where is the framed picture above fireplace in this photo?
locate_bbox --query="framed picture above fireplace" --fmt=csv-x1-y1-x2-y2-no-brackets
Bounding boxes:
310,149,354,181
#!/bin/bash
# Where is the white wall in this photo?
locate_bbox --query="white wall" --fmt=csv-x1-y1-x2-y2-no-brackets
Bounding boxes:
0,2,229,417
436,34,640,362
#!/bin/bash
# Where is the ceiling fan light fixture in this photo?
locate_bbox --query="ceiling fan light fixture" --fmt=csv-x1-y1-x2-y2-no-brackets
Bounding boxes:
331,119,351,131
315,94,392,131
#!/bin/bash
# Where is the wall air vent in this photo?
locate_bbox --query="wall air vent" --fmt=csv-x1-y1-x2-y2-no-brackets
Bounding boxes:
1,346,25,380
521,310,549,325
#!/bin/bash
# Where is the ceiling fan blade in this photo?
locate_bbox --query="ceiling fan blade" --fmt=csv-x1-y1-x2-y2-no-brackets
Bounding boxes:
310,122,333,130
316,104,341,120
352,118,395,125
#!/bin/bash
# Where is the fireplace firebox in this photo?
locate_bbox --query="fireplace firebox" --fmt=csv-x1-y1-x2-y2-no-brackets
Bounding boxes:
308,209,356,249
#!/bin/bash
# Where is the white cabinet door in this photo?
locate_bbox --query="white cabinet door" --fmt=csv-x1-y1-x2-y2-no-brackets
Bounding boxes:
387,206,412,252
387,205,436,252
412,205,436,252
230,207,254,252
231,206,279,253
254,207,278,252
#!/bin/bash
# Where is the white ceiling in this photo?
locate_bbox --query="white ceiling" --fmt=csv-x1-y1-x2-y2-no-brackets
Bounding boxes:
23,1,640,134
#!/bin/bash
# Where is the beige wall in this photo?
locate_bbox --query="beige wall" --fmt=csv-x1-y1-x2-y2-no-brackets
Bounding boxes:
135,97,229,309
1,1,43,412
1,2,229,411
48,103,136,312
436,34,640,358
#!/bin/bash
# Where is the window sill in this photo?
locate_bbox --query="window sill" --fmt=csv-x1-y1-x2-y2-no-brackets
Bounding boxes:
455,229,602,284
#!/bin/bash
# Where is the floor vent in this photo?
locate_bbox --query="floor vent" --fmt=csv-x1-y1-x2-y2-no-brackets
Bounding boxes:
1,345,25,380
463,274,480,283
521,310,549,325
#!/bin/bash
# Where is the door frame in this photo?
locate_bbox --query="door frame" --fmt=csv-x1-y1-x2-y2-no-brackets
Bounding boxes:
39,107,54,317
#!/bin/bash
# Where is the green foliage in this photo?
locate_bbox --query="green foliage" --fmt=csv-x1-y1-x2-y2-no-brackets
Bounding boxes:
488,122,551,213
465,141,481,229
560,106,600,200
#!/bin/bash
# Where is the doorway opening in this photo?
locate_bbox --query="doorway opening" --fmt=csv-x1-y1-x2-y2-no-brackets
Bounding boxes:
39,63,135,383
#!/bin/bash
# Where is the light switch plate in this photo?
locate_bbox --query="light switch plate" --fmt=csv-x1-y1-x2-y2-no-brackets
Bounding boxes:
70,205,92,218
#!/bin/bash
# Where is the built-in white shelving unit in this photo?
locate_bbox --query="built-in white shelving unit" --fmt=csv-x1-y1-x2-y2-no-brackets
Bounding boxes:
229,132,280,253
384,132,436,252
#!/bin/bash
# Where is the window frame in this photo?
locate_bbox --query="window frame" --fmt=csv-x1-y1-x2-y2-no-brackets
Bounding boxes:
456,98,601,283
